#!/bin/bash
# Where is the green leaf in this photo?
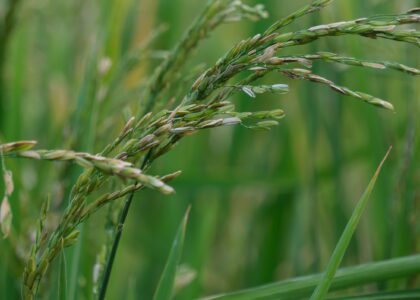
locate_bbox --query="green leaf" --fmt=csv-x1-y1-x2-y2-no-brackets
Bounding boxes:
328,289,420,300
201,254,420,300
153,206,191,300
310,146,392,300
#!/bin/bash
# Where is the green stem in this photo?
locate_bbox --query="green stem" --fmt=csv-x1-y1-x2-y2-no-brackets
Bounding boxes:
98,150,152,300
97,191,135,300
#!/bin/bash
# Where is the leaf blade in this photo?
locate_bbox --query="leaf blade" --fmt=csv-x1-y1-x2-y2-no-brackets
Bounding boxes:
201,254,420,300
310,146,392,300
153,206,191,300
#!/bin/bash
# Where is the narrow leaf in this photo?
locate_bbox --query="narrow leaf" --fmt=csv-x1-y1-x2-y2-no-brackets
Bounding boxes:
310,146,392,300
202,254,420,300
153,206,191,300
328,289,420,300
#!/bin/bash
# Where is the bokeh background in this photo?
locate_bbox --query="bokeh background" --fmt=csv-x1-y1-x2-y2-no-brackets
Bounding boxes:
0,0,418,299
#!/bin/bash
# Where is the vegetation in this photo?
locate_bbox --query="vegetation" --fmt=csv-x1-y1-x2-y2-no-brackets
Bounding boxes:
0,0,418,299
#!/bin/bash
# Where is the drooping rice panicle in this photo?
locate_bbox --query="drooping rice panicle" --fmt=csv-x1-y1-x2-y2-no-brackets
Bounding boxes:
281,68,395,110
181,12,419,103
264,0,335,34
142,0,268,113
264,52,420,75
2,145,174,195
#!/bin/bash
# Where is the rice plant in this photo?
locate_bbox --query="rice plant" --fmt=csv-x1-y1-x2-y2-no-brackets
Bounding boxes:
0,0,418,299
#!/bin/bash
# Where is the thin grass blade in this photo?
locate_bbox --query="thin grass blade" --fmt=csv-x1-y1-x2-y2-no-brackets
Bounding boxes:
310,146,393,300
153,206,191,300
328,289,420,300
201,254,420,300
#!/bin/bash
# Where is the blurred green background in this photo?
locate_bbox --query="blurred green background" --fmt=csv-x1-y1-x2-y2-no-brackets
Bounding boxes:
0,0,418,299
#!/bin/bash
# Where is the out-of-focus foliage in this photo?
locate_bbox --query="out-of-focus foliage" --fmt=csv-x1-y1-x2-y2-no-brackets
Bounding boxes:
0,0,418,299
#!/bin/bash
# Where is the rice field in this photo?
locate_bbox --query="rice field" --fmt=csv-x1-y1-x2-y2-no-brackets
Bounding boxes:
0,0,419,299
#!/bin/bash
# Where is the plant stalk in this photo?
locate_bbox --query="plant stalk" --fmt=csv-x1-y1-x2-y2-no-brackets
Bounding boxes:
97,191,135,300
98,151,152,300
